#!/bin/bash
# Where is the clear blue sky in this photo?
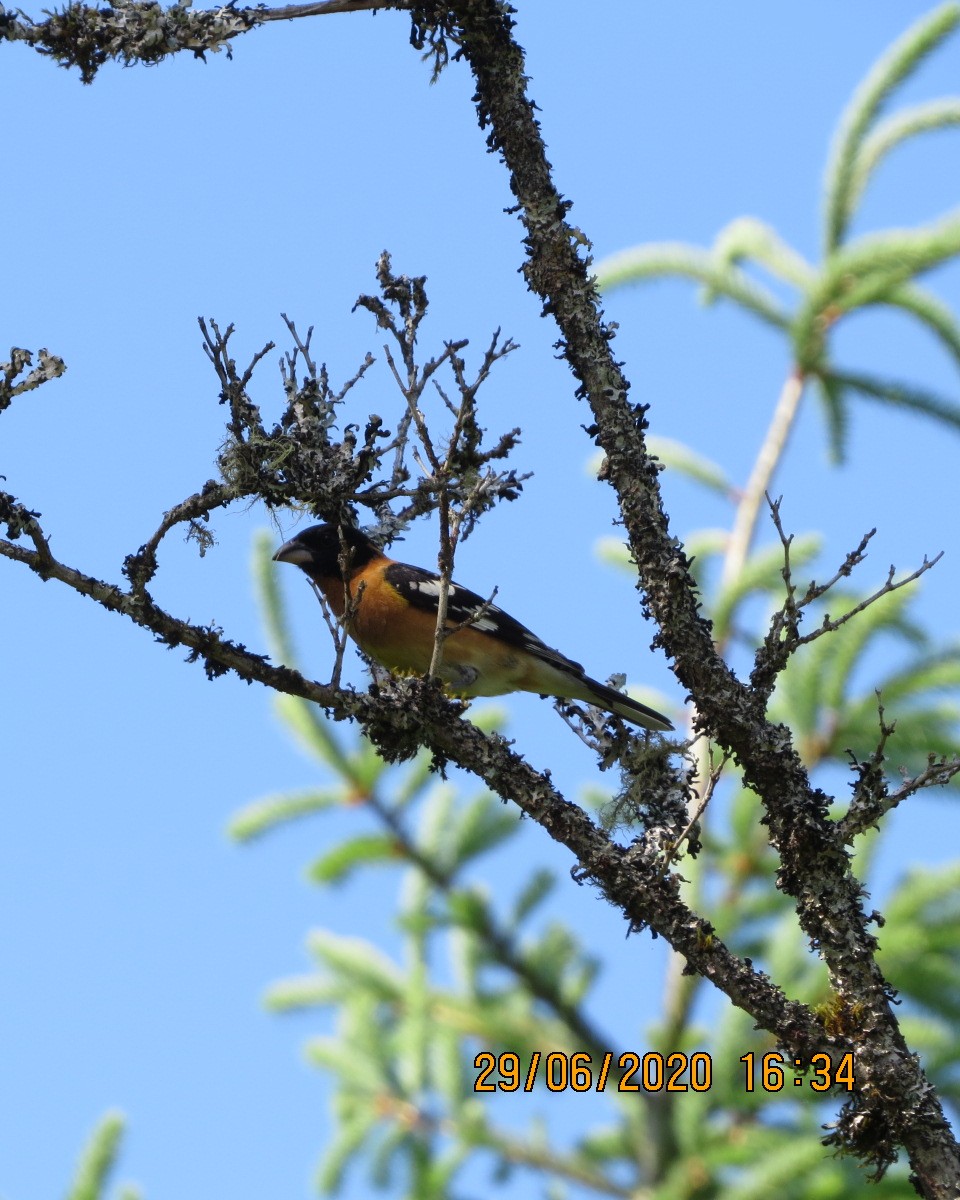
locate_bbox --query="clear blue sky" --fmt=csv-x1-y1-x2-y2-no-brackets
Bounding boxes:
3,4,959,1197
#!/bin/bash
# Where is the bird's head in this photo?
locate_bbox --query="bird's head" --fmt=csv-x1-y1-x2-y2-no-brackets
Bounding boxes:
273,523,380,580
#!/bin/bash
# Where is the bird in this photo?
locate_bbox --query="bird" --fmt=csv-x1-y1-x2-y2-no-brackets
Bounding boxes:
273,522,673,732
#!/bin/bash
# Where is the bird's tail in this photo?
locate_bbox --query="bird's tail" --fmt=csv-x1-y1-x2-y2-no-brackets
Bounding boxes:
574,675,674,732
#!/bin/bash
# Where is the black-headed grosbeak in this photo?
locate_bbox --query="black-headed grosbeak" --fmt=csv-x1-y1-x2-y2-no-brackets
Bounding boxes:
273,523,673,732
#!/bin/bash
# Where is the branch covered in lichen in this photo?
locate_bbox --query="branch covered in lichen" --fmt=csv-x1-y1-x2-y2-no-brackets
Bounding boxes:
450,0,960,1189
0,511,827,1062
0,0,414,82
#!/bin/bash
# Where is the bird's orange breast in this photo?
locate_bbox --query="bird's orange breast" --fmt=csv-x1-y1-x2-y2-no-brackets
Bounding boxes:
319,565,544,696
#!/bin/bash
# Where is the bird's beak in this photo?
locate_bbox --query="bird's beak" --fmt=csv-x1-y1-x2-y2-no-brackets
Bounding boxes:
273,536,312,566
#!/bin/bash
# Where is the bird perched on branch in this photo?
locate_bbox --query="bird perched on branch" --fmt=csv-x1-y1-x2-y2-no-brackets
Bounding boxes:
273,523,673,732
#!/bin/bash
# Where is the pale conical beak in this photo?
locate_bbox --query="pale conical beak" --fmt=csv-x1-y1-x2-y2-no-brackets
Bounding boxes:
272,537,312,565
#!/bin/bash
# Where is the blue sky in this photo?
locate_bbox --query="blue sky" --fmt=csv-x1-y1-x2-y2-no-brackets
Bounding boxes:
3,4,960,1197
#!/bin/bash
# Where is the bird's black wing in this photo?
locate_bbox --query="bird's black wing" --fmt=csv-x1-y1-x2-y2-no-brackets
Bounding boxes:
383,562,585,675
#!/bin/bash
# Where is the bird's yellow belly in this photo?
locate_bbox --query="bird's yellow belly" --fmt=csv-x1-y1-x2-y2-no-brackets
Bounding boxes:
352,596,531,697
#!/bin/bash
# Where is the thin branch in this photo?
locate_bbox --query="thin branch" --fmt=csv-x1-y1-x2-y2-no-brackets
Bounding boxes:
382,337,461,677
464,1120,638,1199
127,481,234,597
753,503,875,695
867,757,960,822
334,530,368,690
720,366,806,593
365,271,522,678
0,526,830,1066
756,496,801,659
840,694,960,841
665,746,730,868
796,554,943,649
754,504,941,699
839,695,897,839
793,528,876,611
262,0,407,18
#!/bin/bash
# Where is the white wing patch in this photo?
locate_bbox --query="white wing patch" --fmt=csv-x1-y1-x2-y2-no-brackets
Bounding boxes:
404,576,502,630
385,561,585,676
471,616,500,634
411,578,447,599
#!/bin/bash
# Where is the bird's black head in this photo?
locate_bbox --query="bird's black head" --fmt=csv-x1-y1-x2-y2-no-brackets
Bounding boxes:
272,523,379,579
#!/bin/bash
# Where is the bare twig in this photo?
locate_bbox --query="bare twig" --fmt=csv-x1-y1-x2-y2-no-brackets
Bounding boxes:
840,695,960,840
750,496,803,696
263,0,406,20
794,527,876,611
334,528,369,689
380,327,464,678
199,317,275,443
126,481,233,597
354,257,523,678
868,758,960,822
303,577,345,670
797,554,943,648
666,745,730,866
754,501,941,699
838,696,897,839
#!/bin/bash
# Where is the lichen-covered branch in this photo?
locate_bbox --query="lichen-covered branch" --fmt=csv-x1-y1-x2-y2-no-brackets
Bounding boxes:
0,509,827,1064
450,0,960,1190
841,707,960,840
0,0,411,83
0,347,66,411
4,1,959,1191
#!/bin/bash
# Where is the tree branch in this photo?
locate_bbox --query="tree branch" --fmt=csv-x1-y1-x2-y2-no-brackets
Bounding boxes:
840,698,960,840
0,0,414,83
451,1,960,1189
0,522,828,1066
